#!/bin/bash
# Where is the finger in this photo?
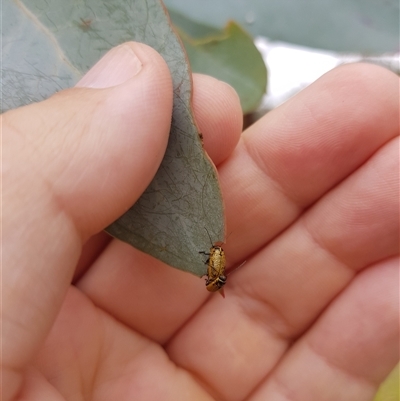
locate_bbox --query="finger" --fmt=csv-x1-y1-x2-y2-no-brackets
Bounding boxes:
227,137,398,335
249,257,399,401
166,137,399,401
165,67,399,400
220,63,399,263
76,74,243,343
72,232,111,282
192,74,243,165
3,42,172,399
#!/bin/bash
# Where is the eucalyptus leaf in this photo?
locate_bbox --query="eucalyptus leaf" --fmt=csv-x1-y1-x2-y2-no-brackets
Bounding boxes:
165,0,399,53
2,0,225,277
168,8,222,39
170,12,266,113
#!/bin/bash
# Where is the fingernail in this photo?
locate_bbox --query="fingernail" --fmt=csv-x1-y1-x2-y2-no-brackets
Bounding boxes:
76,44,143,89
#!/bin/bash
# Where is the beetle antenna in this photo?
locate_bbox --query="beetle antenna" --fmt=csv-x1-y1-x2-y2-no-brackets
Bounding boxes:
226,260,247,276
204,227,213,247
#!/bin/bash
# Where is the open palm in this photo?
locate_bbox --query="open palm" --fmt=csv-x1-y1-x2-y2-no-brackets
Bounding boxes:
3,43,398,401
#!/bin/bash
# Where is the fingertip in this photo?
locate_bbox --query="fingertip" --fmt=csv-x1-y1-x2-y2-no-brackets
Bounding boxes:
317,62,399,116
74,45,173,236
192,74,243,166
240,62,398,208
322,62,399,89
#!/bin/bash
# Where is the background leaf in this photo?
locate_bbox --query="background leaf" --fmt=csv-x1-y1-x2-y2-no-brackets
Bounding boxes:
373,364,399,401
165,0,399,53
170,11,267,113
2,0,225,277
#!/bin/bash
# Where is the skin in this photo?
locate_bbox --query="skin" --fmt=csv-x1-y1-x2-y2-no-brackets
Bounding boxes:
2,42,399,401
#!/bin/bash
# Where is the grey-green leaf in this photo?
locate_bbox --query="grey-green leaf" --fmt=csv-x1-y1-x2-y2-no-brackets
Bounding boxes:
165,0,399,53
2,0,225,277
171,15,267,113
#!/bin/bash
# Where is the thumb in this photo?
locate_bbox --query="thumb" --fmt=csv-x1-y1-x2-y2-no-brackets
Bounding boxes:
3,42,172,397
5,42,172,238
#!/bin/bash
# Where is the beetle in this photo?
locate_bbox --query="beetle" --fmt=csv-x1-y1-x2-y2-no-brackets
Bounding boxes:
199,229,227,297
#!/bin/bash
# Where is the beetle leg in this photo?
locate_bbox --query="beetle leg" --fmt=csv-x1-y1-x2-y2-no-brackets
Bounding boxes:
198,251,210,264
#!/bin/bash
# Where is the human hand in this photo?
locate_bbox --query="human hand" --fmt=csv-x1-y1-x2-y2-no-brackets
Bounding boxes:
3,40,398,401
